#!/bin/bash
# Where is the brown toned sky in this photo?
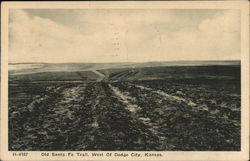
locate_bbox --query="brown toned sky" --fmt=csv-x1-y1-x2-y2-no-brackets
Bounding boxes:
9,9,240,63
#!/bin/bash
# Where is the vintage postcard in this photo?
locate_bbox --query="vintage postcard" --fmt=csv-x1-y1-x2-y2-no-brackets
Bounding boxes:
1,1,249,161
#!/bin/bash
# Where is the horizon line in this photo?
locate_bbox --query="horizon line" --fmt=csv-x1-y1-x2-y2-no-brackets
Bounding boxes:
8,59,241,64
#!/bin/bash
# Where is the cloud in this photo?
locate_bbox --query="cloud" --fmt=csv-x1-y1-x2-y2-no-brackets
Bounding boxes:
9,9,240,63
9,10,75,62
156,10,241,61
9,9,172,63
199,10,240,33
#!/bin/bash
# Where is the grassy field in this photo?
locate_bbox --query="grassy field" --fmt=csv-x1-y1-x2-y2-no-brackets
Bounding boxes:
9,62,241,151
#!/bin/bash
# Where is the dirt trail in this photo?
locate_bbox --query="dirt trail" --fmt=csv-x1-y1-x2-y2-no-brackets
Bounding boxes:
91,95,102,128
91,69,105,81
134,84,197,106
108,84,166,145
53,85,86,118
108,84,140,113
26,86,63,112
60,85,83,102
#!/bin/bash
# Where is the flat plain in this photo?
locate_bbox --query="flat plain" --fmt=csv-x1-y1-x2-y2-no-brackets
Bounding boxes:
8,61,241,151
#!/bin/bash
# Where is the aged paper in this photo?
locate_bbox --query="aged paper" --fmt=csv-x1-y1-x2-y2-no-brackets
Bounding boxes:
1,1,249,161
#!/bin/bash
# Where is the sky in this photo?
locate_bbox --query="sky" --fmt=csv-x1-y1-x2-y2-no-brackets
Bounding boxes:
9,9,241,63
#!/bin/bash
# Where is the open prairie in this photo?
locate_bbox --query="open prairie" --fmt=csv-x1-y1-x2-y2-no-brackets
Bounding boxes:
9,61,240,151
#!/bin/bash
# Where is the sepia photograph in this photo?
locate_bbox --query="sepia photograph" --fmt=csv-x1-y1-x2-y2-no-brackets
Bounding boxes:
1,1,249,161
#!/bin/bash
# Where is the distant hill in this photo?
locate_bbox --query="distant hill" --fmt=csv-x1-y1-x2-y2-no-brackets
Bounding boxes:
9,60,240,82
9,60,240,76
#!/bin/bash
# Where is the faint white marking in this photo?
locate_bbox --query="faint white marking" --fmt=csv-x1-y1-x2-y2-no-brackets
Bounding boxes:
90,69,104,77
134,84,197,106
90,69,105,81
108,84,140,113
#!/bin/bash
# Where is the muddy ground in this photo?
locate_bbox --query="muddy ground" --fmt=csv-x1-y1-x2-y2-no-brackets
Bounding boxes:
9,79,240,151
